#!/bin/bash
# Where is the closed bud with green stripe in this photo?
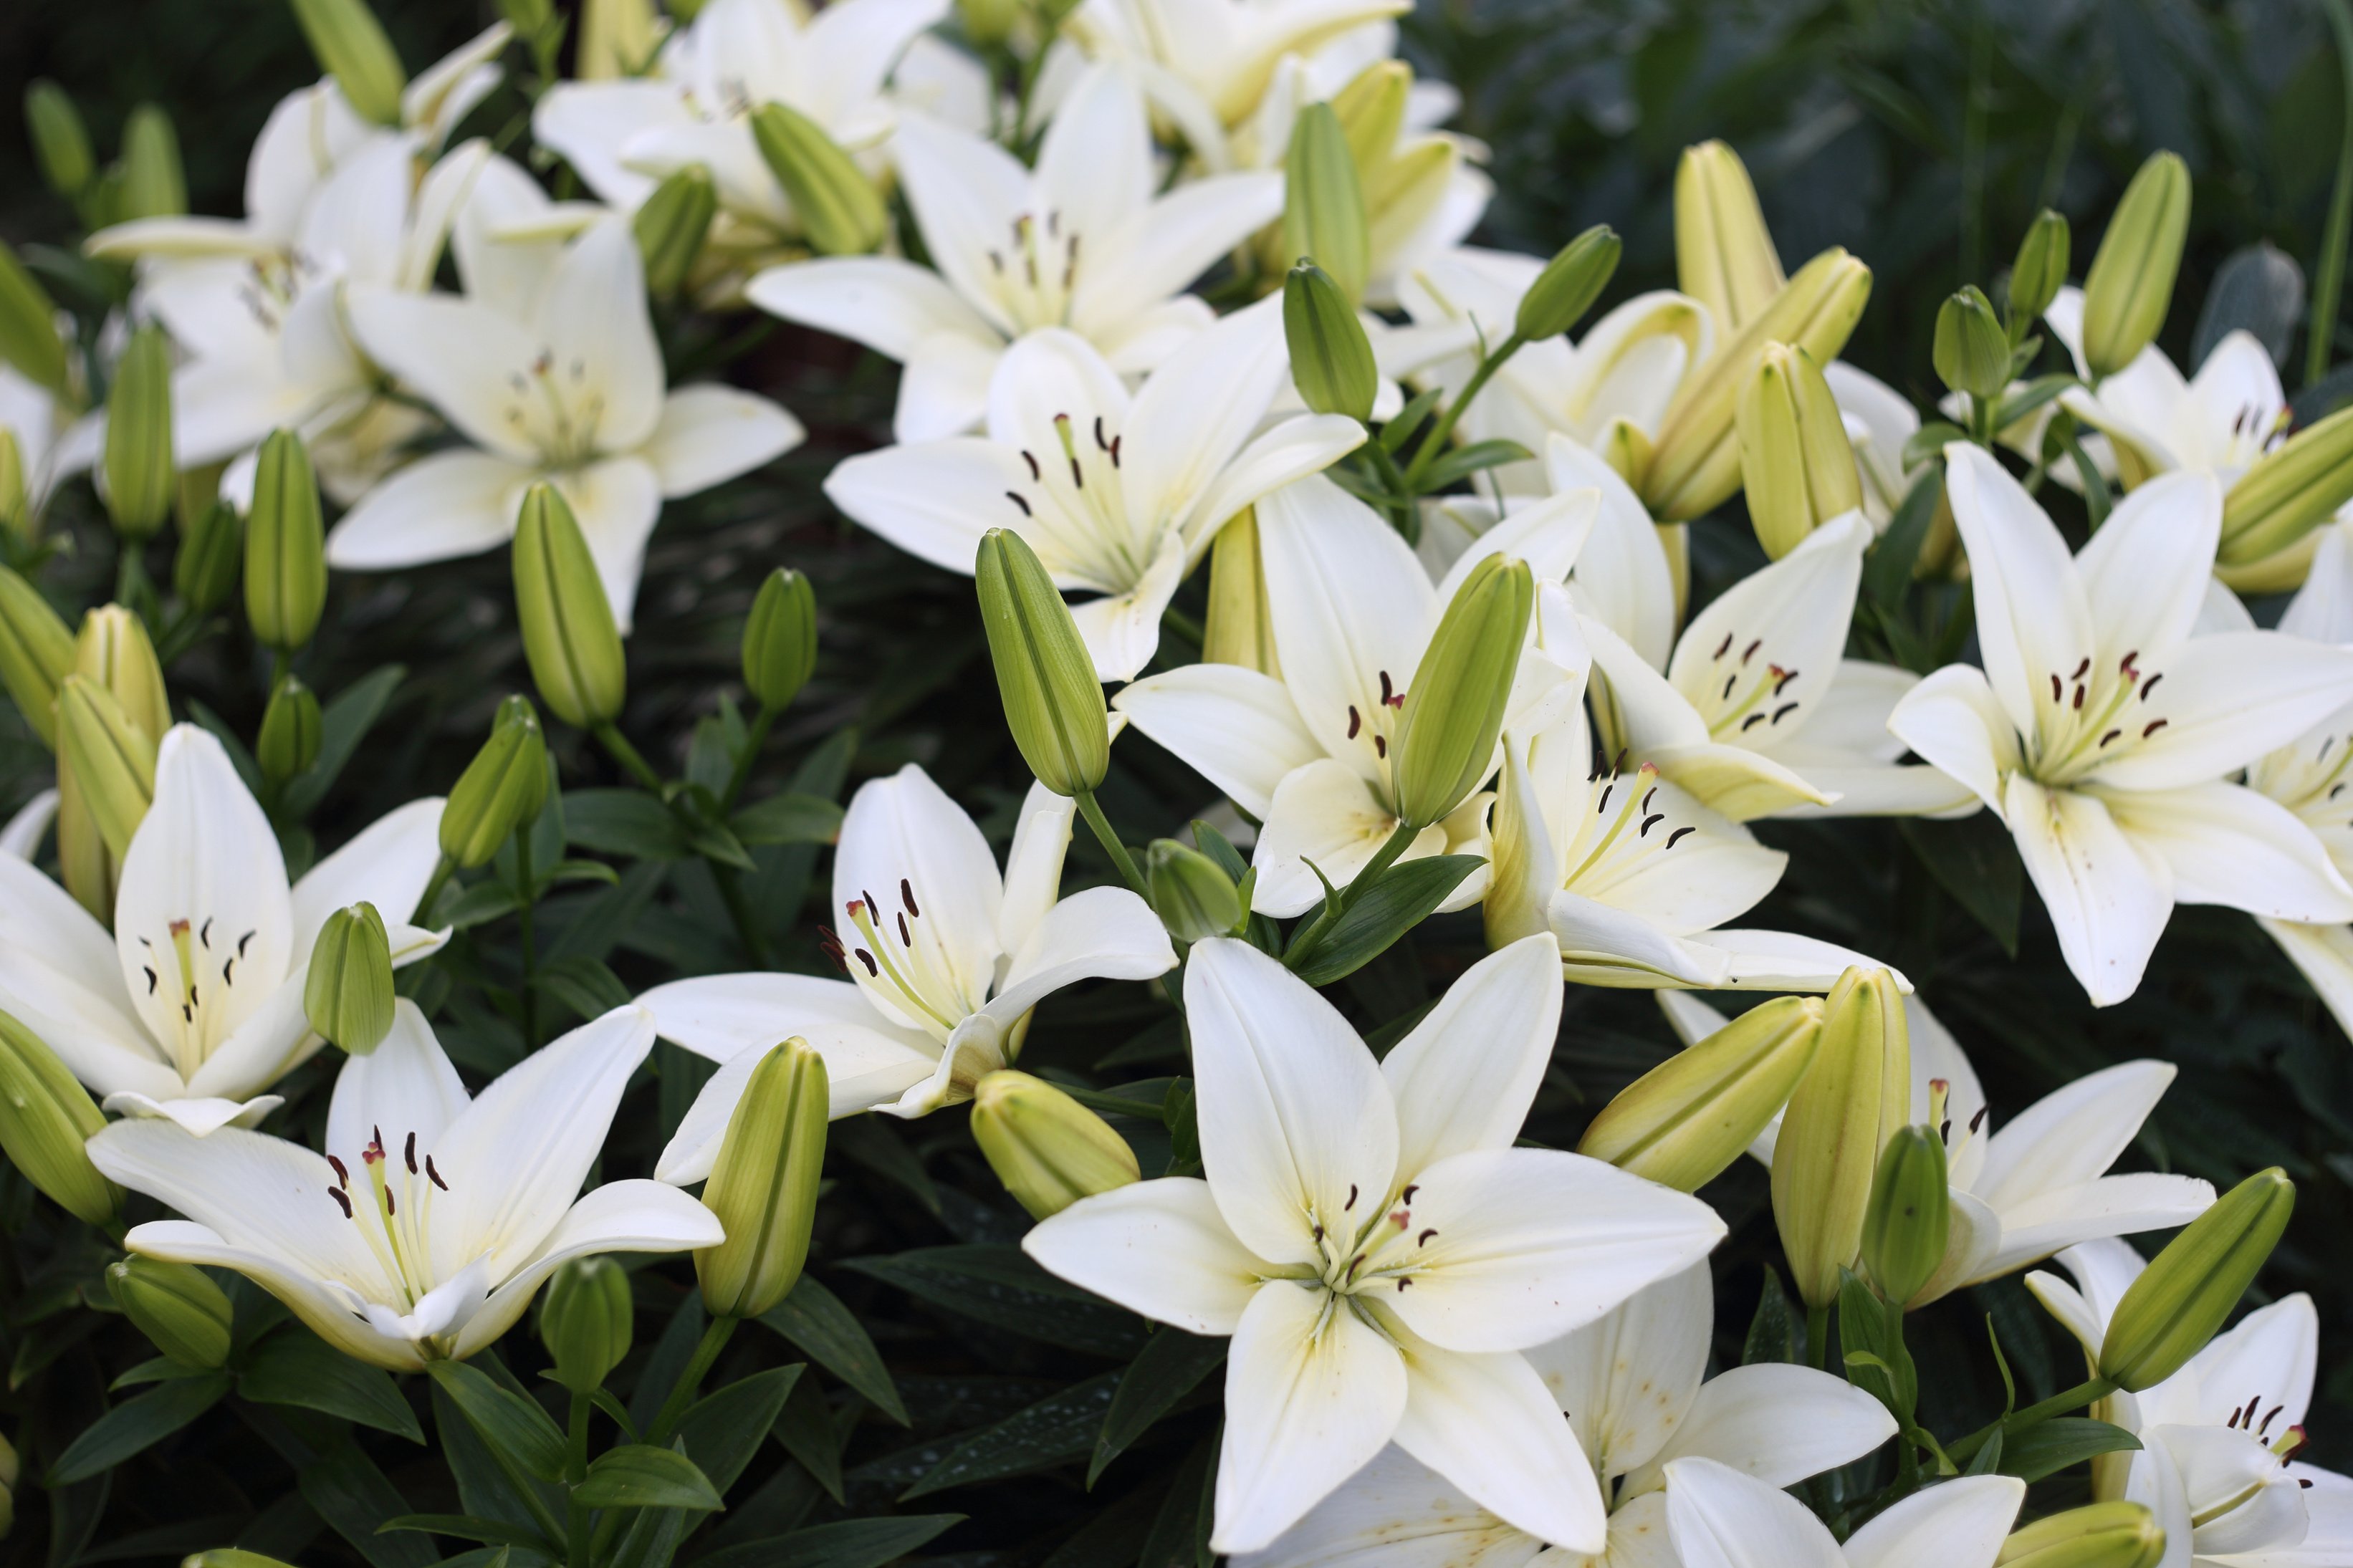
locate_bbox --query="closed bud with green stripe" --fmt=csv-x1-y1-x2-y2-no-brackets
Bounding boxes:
1516,225,1621,342
104,324,176,539
1996,1501,2166,1568
1391,554,1533,830
975,528,1108,797
1772,966,1910,1307
1580,995,1823,1192
751,103,886,257
971,1069,1140,1221
1282,103,1370,306
244,429,327,651
743,567,818,709
107,1256,233,1369
513,484,626,728
2081,150,2190,379
2100,1167,2294,1392
0,1006,120,1228
441,696,549,868
697,1038,829,1319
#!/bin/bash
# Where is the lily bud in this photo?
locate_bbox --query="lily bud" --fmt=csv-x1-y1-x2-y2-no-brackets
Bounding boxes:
1738,342,1861,559
1146,839,1242,943
0,565,76,749
2218,404,2353,569
1516,225,1621,342
1996,1501,2166,1568
1861,1125,1950,1305
1934,286,2012,401
105,324,176,539
0,245,69,397
75,605,170,742
107,1256,234,1369
970,1070,1139,1221
743,567,818,710
257,675,322,783
1771,966,1911,1308
186,1554,301,1568
513,484,626,728
442,696,549,868
957,0,1022,44
974,528,1108,797
750,103,888,258
635,165,717,297
244,428,328,652
2009,209,2071,335
1579,996,1823,1192
697,1038,829,1319
539,1256,634,1393
1391,554,1533,831
1202,506,1279,677
305,903,396,1056
0,1007,119,1228
2100,1167,2294,1392
2080,150,2190,379
578,0,660,80
288,0,408,125
0,431,24,545
1283,260,1376,422
26,82,95,200
56,677,158,860
498,0,554,34
58,610,166,920
120,105,186,221
173,500,241,613
1674,140,1785,333
1283,104,1370,307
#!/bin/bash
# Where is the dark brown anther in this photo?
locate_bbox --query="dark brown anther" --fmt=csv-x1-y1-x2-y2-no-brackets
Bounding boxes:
2099,729,2122,747
330,1188,353,1218
1666,826,1695,848
1597,783,1615,812
404,1132,418,1175
1005,490,1032,516
1094,415,1109,451
1641,787,1657,812
856,949,879,976
1401,1184,1418,1202
1969,1107,1988,1133
1396,1277,1412,1291
2050,673,2063,702
1345,1184,1358,1211
199,918,214,948
1742,713,1767,731
902,878,920,916
427,1156,448,1191
2143,718,2170,738
2071,657,2091,680
1741,639,1761,664
1712,633,1734,660
1722,674,1737,701
1771,702,1798,724
1022,450,1040,481
1417,1228,1438,1246
327,1155,349,1186
1379,670,1394,703
383,1187,394,1216
1069,456,1084,488
2142,673,2164,699
1109,434,1121,466
1640,813,1664,837
897,913,912,946
1347,706,1361,739
2072,685,2086,710
1375,736,1386,759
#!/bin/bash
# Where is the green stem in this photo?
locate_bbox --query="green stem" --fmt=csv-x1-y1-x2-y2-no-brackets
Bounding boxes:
1343,819,1420,910
416,855,456,929
645,1314,739,1448
2311,0,2353,388
114,542,150,612
1362,441,1420,542
565,1390,593,1568
1805,1303,1831,1371
1401,332,1527,491
593,722,667,795
595,721,772,966
1948,1375,2119,1465
721,705,776,813
1075,789,1151,901
468,1396,569,1550
514,827,540,1052
714,863,772,968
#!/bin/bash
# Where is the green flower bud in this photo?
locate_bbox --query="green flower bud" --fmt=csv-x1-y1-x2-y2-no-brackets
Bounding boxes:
0,244,69,398
57,676,157,860
2100,1167,2294,1393
749,103,888,257
0,565,76,750
2081,150,2190,380
538,1255,634,1393
1675,140,1785,334
1579,995,1824,1192
1861,1125,1950,1305
974,527,1108,797
2009,208,2071,335
1391,554,1533,831
1771,966,1910,1309
25,82,95,201
257,675,322,784
970,1070,1140,1221
0,1006,120,1228
58,609,166,920
75,605,170,742
173,500,241,614
1516,225,1621,342
577,0,660,80
1283,260,1376,423
287,0,409,127
697,1038,829,1319
1996,1501,2166,1568
442,696,549,868
0,430,26,545
119,105,187,221
513,484,626,728
184,1554,301,1568
244,428,327,652
1202,506,1278,677
1282,103,1370,307
743,567,818,710
1738,342,1862,559
1146,839,1242,943
957,0,1022,45
305,902,396,1056
2218,403,2353,568
635,165,717,297
497,0,554,34
107,1256,233,1369
105,324,176,539
1934,285,2012,401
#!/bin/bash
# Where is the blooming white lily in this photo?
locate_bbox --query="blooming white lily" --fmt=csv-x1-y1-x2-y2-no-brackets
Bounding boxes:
1888,443,2353,1004
1026,935,1727,1554
2028,1238,2353,1568
1,790,58,861
1234,1262,1896,1568
331,213,805,628
825,299,1362,680
88,1000,721,1371
1666,1457,2025,1568
2043,289,2291,493
638,764,1174,1177
0,726,446,1136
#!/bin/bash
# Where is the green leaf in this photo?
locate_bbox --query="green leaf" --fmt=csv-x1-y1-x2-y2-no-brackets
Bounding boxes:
1414,438,1535,492
1092,1329,1227,1483
1284,855,1481,986
574,1445,725,1511
904,1372,1121,1499
772,1368,846,1504
1900,420,1970,470
282,664,406,818
436,880,523,931
378,1516,554,1552
1899,813,2022,957
425,1362,568,1483
536,953,633,1021
1836,1269,1915,1425
51,1371,230,1482
732,792,845,847
843,1246,1146,1357
1998,1418,2142,1483
1963,1426,2007,1476
1379,386,1443,453
1864,469,1943,610
677,1365,802,1494
298,1438,439,1568
1743,1266,1798,1366
682,812,757,870
694,1515,962,1568
240,1324,423,1442
562,790,695,860
1989,372,2077,432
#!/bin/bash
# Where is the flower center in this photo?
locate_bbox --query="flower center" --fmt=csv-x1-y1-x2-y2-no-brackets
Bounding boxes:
1306,1180,1436,1300
326,1123,454,1313
820,877,979,1042
499,350,607,468
987,209,1083,333
2026,650,2174,786
2210,403,2291,476
1694,630,1805,741
1000,411,1159,592
2248,726,2353,832
1561,756,1698,898
137,916,264,1078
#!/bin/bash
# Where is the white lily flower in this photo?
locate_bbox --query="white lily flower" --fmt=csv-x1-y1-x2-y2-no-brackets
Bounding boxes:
0,726,446,1136
329,212,805,629
748,64,1283,441
1887,443,2353,1005
1116,472,1588,916
638,764,1174,1177
825,299,1362,680
1667,1457,2025,1568
2028,1238,2353,1568
1027,934,1727,1554
1,791,57,862
1235,1262,1896,1568
1823,362,1927,529
0,359,86,525
87,1000,720,1371
2043,289,2291,492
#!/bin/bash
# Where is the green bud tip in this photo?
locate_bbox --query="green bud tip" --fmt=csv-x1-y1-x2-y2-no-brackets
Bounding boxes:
1283,259,1378,423
1861,1123,1951,1306
2080,150,2191,380
512,483,627,729
1516,225,1621,342
970,1070,1141,1221
245,428,327,652
1391,553,1534,831
2100,1166,2294,1393
974,527,1109,798
635,164,718,297
0,244,70,398
0,1006,120,1228
2008,208,2071,333
257,674,323,783
1146,838,1244,943
442,694,550,868
104,324,177,539
539,1255,634,1393
304,903,397,1057
749,102,888,258
1579,994,1824,1192
743,567,818,710
699,1038,830,1319
25,81,96,199
287,0,410,127
1933,285,2012,402
107,1255,234,1369
1674,140,1785,332
120,105,187,221
56,675,158,860
1283,102,1371,307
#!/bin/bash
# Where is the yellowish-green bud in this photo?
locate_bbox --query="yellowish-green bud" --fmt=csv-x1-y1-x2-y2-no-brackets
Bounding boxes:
1392,554,1533,831
1934,285,2013,401
2218,403,2353,567
442,696,549,868
497,0,554,35
1517,225,1621,342
57,608,166,921
257,674,322,783
1330,60,1411,169
1283,104,1371,307
305,903,396,1056
1579,995,1823,1191
174,500,241,613
635,165,717,297
107,1256,233,1369
0,245,69,398
287,0,410,126
957,0,1022,45
185,1554,301,1568
75,604,171,742
743,567,818,710
974,527,1109,797
2081,150,2190,379
540,1256,635,1393
750,103,888,257
970,1069,1140,1221
0,1006,120,1228
1202,506,1279,677
2010,209,2071,335
1861,1124,1950,1305
26,82,95,200
57,676,157,860
1738,342,1861,559
1996,1501,2166,1568
577,0,660,80
697,1038,828,1319
1146,839,1242,943
1771,966,1910,1308
105,324,176,539
513,484,627,729
244,428,327,652
1675,140,1785,334
120,105,187,221
0,566,75,749
0,430,24,546
2101,1166,2294,1393
1283,259,1376,422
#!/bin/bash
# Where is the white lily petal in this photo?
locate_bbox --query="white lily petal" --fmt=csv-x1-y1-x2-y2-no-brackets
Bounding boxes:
1523,1262,1710,1483
2073,470,2222,667
1972,1059,2180,1213
2086,633,2353,792
325,448,536,572
1075,172,1288,338
643,385,805,499
0,790,57,860
823,438,1037,578
2100,781,2353,922
1252,759,1447,918
1662,1456,1844,1568
120,1218,417,1370
1023,1177,1268,1336
1964,1173,2217,1285
1618,1363,1897,1497
2003,774,2173,1007
833,764,1006,1031
1391,1327,1606,1552
744,255,1000,364
983,885,1176,1027
1230,1446,1543,1568
1886,664,2020,817
290,798,446,955
1942,443,2096,741
1382,933,1563,1173
655,1025,938,1184
327,1000,471,1164
452,1178,724,1360
1839,1474,2025,1568
1116,664,1323,821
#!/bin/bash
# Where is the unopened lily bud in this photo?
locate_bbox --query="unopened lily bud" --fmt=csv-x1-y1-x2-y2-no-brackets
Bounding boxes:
497,0,553,34
1146,839,1242,943
750,103,887,258
288,0,409,127
185,1554,300,1568
539,1255,633,1393
636,165,717,297
26,82,95,200
244,428,327,652
2009,209,2071,335
75,605,170,742
442,696,549,868
1283,260,1376,422
0,566,75,749
120,105,186,221
2101,1167,2293,1392
1996,1501,2166,1568
513,484,626,728
1738,342,1861,559
1392,554,1533,831
1203,506,1278,676
1934,286,2012,401
1283,104,1370,306
57,677,156,859
107,1256,233,1369
1861,1124,1950,1305
957,0,1021,45
0,1008,119,1227
698,1038,828,1319
1330,60,1409,165
975,527,1108,797
0,431,24,545
2080,150,2190,379
578,0,659,80
2218,404,2353,568
1675,140,1785,333
305,902,396,1056
1518,225,1621,342
105,324,176,539
1772,966,1910,1308
173,500,241,613
0,246,69,398
1581,996,1823,1191
257,675,322,783
971,1069,1139,1220
743,567,818,710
